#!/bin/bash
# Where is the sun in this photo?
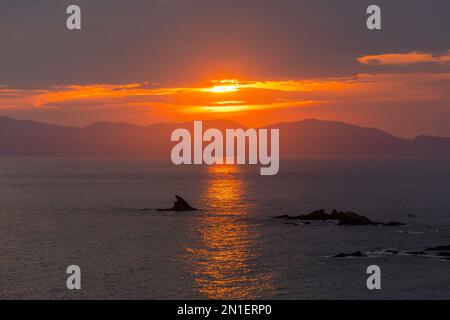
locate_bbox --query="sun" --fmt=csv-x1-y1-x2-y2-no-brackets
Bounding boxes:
202,79,241,93
209,85,239,93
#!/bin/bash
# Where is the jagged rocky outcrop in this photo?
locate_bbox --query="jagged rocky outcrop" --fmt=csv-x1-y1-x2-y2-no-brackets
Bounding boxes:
332,245,450,260
425,245,450,251
275,209,405,226
333,251,367,258
156,195,198,212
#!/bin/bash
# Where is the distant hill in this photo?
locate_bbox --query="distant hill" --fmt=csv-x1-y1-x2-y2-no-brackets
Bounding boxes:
272,119,450,156
0,116,449,157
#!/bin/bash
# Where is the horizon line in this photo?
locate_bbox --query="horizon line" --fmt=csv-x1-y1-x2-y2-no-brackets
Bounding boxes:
1,115,449,140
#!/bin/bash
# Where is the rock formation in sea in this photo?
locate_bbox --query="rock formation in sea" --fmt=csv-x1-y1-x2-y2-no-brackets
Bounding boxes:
275,209,405,226
157,195,198,212
333,251,367,258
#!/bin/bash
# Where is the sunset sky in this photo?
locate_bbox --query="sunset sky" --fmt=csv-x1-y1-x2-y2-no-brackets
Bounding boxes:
1,0,449,138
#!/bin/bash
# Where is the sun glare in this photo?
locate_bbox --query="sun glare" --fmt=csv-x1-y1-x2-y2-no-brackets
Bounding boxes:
202,79,241,93
209,85,239,93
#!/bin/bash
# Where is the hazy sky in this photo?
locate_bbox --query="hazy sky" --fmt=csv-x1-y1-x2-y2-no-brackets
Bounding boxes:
0,0,449,137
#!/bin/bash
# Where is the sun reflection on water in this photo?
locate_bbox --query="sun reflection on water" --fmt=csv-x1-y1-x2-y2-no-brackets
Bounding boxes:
185,165,273,299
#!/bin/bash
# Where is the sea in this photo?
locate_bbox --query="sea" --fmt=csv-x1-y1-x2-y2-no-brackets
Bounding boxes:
0,157,449,299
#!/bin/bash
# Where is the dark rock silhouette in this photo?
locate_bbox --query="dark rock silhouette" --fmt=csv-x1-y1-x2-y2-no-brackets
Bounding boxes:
332,245,450,260
157,195,198,212
425,245,450,251
333,251,367,258
383,221,406,227
336,211,374,225
276,209,405,226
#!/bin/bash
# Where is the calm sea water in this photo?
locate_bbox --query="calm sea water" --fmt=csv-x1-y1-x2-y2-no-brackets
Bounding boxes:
0,157,449,299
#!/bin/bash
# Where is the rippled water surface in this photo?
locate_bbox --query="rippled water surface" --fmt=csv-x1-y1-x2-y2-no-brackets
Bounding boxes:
0,157,449,299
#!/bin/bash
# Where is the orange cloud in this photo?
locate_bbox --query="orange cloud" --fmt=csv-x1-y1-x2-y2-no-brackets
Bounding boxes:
1,73,449,130
0,79,343,113
357,50,450,66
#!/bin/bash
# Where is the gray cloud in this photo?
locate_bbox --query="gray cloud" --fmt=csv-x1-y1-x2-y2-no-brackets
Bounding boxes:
1,0,449,88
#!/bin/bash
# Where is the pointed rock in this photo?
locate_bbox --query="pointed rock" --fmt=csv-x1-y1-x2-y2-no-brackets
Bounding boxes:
157,195,198,212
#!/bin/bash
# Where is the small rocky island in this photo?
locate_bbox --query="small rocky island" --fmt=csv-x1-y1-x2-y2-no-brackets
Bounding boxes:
333,245,450,260
275,209,405,226
156,195,198,212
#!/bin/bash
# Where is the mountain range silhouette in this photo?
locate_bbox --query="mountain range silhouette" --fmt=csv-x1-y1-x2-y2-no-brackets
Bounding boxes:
0,116,449,157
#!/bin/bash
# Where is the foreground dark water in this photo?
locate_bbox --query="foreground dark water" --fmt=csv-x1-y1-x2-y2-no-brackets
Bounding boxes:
0,157,449,299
